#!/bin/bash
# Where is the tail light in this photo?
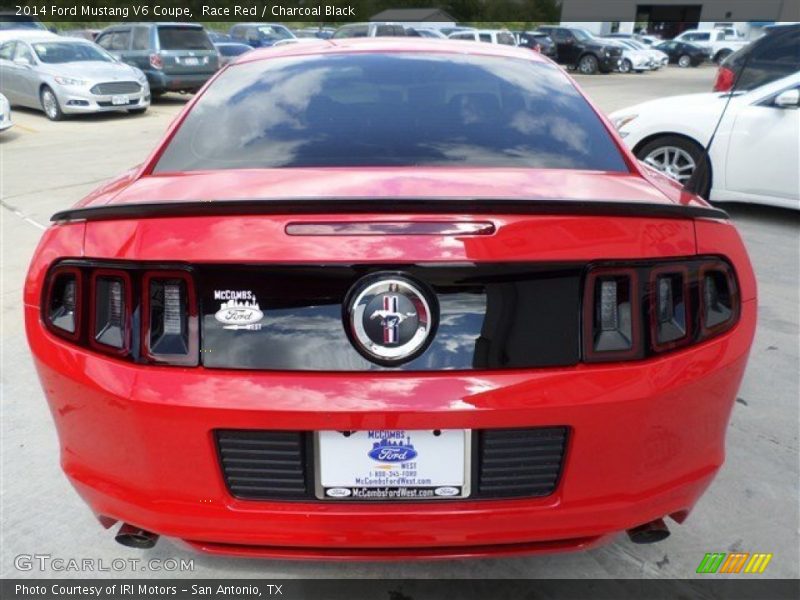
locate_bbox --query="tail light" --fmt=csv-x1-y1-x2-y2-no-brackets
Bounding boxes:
713,66,735,92
90,270,132,355
142,271,198,366
42,262,197,366
149,53,163,70
583,268,642,361
44,266,82,340
584,258,739,362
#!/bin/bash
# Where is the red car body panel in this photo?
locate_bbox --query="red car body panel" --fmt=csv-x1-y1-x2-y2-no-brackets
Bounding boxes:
26,40,757,559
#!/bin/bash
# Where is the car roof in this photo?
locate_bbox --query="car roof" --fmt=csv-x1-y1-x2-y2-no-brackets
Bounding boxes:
236,37,548,65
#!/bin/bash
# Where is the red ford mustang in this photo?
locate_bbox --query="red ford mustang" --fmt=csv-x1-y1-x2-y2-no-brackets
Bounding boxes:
25,39,756,559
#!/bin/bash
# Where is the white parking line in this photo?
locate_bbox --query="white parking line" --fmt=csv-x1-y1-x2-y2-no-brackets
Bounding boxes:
0,200,47,230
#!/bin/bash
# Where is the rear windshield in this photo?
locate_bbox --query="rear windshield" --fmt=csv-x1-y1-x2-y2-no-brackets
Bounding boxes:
157,26,213,51
154,53,628,172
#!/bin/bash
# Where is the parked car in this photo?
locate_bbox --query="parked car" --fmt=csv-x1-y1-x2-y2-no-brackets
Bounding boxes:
206,30,232,44
229,23,295,48
0,12,48,35
0,36,150,120
611,71,799,209
636,34,662,47
27,38,755,558
448,29,517,46
714,23,800,92
673,28,748,64
293,27,336,40
603,38,656,73
624,38,669,68
96,23,218,97
332,22,410,39
214,42,252,67
0,92,12,131
653,40,708,67
411,28,447,39
515,31,557,59
59,29,100,41
536,26,623,74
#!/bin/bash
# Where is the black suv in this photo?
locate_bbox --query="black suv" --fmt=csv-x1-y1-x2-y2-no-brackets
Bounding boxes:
536,26,621,74
96,23,219,96
714,24,800,92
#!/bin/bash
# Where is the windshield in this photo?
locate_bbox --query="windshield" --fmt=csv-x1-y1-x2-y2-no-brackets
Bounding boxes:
155,53,628,173
32,42,113,64
0,18,46,31
157,27,213,51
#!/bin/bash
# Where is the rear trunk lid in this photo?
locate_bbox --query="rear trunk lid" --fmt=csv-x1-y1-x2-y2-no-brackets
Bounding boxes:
156,25,218,74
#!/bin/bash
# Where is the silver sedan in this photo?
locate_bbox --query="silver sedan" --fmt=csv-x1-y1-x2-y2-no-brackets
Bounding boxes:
0,36,150,120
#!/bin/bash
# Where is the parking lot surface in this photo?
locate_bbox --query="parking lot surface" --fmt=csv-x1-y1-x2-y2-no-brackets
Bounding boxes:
1,65,798,579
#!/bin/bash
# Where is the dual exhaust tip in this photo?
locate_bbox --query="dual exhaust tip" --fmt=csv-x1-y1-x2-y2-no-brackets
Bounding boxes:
111,518,669,551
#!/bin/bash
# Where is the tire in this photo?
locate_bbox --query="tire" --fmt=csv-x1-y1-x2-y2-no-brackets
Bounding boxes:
40,86,64,121
128,107,147,115
636,135,710,198
619,59,632,74
577,54,599,75
714,49,732,64
678,54,692,68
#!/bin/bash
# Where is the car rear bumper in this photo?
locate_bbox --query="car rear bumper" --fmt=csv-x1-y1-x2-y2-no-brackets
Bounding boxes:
26,292,755,558
147,71,215,93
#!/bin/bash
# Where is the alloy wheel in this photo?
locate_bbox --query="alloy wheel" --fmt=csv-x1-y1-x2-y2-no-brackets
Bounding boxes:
41,89,60,120
643,146,696,183
678,55,691,68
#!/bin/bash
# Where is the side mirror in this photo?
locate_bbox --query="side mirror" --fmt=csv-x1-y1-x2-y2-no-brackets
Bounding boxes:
774,89,799,109
13,57,31,68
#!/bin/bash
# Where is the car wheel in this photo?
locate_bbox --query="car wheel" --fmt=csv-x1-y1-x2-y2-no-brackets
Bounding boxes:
714,49,732,64
636,135,710,198
40,86,64,121
678,54,692,68
128,107,148,115
578,54,599,75
619,59,632,74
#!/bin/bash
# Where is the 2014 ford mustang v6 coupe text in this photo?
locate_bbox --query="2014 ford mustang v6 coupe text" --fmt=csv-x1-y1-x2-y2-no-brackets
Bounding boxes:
26,39,756,559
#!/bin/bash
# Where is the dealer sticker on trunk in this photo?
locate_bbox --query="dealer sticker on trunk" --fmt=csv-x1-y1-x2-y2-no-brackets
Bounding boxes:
317,430,470,500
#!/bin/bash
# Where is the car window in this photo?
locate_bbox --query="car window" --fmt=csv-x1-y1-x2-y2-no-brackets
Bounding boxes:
155,53,629,173
479,33,492,43
132,26,150,51
110,30,131,51
96,32,113,50
257,25,294,42
14,42,34,64
451,33,473,40
334,25,368,39
497,32,516,45
157,27,213,51
0,42,15,61
754,29,800,65
375,25,395,36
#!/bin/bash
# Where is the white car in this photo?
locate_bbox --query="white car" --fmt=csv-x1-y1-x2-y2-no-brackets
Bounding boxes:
602,38,656,72
673,28,749,64
448,29,517,46
610,72,799,210
625,38,669,68
0,92,12,131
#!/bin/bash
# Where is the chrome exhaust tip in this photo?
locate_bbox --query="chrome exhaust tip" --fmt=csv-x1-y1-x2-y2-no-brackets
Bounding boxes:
627,518,671,544
115,523,159,549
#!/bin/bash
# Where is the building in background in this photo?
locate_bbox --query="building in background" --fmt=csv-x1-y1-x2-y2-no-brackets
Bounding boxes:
559,0,795,39
369,8,457,29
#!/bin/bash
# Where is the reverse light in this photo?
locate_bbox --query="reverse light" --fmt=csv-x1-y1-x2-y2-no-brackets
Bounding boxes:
650,267,690,350
90,270,132,355
700,262,739,337
142,271,198,366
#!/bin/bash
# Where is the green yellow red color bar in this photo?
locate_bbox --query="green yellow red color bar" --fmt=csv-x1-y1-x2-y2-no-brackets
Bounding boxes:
697,552,773,574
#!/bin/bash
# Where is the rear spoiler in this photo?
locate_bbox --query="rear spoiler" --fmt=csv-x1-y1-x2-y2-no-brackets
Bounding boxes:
51,198,729,223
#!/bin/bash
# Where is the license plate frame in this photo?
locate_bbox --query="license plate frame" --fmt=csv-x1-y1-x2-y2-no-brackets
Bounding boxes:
315,430,472,501
183,56,200,66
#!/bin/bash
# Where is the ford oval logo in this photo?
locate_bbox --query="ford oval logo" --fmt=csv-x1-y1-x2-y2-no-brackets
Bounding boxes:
368,439,418,463
434,486,460,497
215,306,263,327
326,488,352,498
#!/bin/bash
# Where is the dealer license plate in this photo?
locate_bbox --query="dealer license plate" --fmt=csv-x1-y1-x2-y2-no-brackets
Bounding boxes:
111,95,129,106
316,429,470,500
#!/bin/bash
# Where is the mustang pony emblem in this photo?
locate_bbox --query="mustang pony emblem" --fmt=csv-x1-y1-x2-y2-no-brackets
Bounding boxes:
370,295,416,344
